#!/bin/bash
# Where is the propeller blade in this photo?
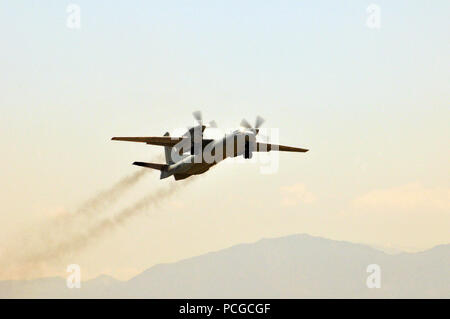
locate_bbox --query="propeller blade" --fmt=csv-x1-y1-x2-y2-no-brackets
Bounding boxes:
255,115,265,129
240,118,253,129
192,110,203,125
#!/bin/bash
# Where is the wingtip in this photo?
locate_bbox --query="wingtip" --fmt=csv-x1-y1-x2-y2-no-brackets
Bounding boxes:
133,161,148,167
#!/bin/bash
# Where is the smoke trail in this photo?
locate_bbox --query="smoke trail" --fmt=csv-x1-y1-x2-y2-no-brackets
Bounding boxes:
73,169,147,216
45,167,151,237
0,157,162,278
22,179,192,264
0,176,194,279
38,154,164,237
52,154,163,225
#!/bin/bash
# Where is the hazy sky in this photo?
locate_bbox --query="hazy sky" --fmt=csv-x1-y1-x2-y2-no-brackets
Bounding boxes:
0,1,449,280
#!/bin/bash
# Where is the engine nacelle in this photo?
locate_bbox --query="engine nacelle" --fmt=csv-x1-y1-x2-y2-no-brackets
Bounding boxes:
244,140,253,159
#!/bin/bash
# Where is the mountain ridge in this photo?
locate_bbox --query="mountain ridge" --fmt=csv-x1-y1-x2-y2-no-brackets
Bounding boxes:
1,234,448,298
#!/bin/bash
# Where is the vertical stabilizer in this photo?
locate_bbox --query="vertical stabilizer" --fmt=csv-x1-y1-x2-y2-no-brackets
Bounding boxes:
163,132,174,164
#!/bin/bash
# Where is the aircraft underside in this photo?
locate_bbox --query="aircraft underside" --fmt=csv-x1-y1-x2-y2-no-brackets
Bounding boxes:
171,162,214,180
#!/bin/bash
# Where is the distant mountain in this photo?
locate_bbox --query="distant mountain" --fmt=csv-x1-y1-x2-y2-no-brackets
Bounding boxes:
1,234,448,298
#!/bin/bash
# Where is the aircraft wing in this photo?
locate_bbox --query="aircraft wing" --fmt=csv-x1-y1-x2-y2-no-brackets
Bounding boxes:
111,136,185,147
256,142,309,153
111,136,216,148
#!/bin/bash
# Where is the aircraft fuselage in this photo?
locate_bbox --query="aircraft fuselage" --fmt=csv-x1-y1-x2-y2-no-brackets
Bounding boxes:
162,131,256,180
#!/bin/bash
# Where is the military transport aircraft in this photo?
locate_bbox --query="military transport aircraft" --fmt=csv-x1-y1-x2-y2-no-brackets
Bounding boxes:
112,111,308,180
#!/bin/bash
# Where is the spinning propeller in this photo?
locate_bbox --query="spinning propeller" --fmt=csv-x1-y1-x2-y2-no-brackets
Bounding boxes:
240,115,265,135
192,110,218,129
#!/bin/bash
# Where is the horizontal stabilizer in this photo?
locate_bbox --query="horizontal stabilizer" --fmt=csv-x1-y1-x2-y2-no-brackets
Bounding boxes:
133,162,168,171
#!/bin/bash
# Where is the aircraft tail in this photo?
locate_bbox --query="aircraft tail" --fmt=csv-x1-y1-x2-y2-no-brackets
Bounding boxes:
133,161,171,179
163,132,175,164
133,162,168,171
